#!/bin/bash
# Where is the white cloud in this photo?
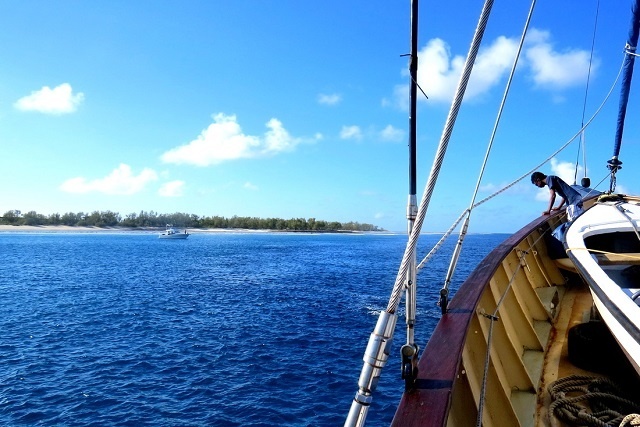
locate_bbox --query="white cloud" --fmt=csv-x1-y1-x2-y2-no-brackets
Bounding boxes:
391,29,595,107
392,37,517,106
340,125,362,141
161,113,306,166
14,83,84,114
244,182,259,191
380,125,405,142
550,158,580,183
534,158,581,201
525,29,596,89
60,164,158,195
318,93,342,105
467,36,520,99
158,180,185,197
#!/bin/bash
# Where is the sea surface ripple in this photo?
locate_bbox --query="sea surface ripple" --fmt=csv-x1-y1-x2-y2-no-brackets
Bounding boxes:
0,232,504,426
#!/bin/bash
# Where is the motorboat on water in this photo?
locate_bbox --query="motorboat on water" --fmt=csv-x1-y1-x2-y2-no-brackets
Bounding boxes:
159,224,189,239
345,0,640,425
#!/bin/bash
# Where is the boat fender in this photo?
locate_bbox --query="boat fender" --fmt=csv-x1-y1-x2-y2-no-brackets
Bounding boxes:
567,321,628,376
437,288,448,315
581,177,591,187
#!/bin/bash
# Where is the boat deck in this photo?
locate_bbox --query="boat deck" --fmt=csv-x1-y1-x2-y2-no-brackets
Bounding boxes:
536,278,596,426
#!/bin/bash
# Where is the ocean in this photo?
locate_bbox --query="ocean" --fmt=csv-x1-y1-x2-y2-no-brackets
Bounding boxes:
0,231,505,426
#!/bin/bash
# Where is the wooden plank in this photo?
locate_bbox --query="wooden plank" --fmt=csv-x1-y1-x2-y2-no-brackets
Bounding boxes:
595,252,640,265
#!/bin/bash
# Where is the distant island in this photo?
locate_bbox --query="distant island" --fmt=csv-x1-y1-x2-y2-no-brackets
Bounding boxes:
0,210,384,232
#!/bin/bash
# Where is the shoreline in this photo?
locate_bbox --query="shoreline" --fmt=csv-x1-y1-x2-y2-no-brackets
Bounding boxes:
0,225,271,234
0,225,382,234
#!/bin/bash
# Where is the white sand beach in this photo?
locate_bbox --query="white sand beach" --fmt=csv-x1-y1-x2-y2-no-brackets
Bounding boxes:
0,225,266,234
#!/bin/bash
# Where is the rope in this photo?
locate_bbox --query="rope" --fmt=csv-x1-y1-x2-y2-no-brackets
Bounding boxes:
620,414,640,426
565,248,640,262
548,375,640,427
386,0,496,314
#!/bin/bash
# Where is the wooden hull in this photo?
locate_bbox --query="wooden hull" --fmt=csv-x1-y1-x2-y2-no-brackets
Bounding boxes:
391,199,640,426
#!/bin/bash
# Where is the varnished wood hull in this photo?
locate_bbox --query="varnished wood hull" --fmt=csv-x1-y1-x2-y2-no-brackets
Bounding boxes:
392,201,639,426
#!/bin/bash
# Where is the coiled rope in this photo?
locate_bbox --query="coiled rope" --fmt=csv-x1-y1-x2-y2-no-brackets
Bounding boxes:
548,375,640,427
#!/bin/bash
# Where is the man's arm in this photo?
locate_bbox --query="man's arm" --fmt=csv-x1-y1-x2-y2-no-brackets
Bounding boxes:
543,189,557,215
552,196,567,211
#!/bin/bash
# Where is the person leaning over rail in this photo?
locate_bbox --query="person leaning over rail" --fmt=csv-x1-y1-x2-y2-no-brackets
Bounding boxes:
531,171,584,222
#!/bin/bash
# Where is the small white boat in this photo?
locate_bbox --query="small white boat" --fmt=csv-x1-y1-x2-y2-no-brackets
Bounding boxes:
159,224,189,239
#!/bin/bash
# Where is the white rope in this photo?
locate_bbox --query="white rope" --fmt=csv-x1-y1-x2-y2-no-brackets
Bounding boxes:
620,414,640,426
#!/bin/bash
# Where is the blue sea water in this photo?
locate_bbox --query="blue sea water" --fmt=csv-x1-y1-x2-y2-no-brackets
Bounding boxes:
0,231,505,426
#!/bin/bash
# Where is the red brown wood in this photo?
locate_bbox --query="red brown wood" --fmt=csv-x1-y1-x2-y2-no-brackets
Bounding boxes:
391,214,553,426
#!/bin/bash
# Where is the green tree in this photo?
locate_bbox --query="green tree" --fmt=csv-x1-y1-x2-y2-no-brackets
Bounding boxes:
1,210,22,225
23,211,47,226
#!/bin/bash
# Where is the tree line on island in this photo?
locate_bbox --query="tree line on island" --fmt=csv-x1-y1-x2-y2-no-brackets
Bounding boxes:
0,210,384,232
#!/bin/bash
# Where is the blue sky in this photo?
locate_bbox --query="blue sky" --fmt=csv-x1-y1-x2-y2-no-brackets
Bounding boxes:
1,1,639,233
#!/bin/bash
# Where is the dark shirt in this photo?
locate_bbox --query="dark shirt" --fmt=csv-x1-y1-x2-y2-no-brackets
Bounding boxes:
547,175,583,206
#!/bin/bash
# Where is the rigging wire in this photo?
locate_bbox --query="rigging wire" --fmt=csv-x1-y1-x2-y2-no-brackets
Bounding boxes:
435,0,537,314
386,0,496,314
416,54,625,271
574,0,601,185
346,0,499,422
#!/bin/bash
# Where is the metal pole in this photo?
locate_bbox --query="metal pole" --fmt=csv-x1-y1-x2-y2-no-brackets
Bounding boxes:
401,0,420,390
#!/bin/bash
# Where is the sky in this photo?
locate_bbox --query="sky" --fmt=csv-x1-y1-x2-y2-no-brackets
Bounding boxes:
1,0,639,233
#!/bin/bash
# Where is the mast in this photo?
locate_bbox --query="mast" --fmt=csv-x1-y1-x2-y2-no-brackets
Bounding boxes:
344,3,419,426
609,0,640,188
401,0,420,390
